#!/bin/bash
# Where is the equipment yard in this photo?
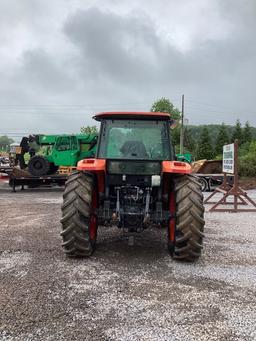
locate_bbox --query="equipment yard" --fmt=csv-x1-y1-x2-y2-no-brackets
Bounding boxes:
0,183,256,341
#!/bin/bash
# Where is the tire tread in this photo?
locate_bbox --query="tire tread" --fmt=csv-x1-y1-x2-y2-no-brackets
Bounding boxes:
60,171,96,257
171,174,205,262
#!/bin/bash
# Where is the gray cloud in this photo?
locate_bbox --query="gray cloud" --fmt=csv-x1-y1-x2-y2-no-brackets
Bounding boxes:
20,49,73,93
64,8,163,85
63,5,256,119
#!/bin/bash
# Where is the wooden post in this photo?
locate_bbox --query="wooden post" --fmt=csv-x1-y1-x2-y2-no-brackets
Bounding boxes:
205,140,256,212
234,140,238,211
180,94,184,155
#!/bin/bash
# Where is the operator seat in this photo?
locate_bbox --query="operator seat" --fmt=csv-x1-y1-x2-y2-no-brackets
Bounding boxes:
120,140,148,158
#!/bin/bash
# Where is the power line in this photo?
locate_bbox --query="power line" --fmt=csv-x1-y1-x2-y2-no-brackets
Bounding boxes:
186,110,256,118
0,97,181,110
0,101,149,107
0,96,181,107
0,102,255,116
186,99,236,110
186,98,256,114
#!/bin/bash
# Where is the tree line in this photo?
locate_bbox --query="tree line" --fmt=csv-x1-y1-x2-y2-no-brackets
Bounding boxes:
172,120,255,160
150,97,255,157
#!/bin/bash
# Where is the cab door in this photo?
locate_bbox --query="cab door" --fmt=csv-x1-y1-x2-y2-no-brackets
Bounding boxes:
53,136,71,166
70,136,79,166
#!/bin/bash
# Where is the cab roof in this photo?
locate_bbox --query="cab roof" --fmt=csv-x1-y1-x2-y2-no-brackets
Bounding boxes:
93,111,171,121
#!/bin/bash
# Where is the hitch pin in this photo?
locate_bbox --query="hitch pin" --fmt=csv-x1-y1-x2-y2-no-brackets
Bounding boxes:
113,187,120,221
143,188,151,224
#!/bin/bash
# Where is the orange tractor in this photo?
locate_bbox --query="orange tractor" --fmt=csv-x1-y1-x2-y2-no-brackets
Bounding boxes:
60,112,205,261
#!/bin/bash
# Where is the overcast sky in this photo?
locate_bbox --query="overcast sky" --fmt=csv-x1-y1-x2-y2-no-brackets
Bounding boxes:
1,0,256,140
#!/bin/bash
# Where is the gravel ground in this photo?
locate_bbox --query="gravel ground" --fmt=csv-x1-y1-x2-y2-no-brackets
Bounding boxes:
0,183,256,341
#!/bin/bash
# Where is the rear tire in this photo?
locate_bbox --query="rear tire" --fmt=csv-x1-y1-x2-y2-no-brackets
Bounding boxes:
60,171,98,257
28,155,50,176
168,174,205,262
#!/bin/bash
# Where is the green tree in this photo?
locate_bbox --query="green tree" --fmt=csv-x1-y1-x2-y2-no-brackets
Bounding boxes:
151,97,181,120
195,127,213,160
0,135,14,151
80,125,98,134
151,97,181,155
171,125,180,152
231,119,243,144
239,140,256,177
214,123,230,156
242,121,252,144
184,127,195,154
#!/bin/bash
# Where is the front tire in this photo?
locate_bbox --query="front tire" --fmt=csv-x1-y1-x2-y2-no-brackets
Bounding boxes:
60,171,98,257
168,174,205,262
28,155,50,176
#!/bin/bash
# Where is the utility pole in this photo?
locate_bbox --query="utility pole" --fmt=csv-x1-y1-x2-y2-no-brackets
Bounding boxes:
180,94,184,154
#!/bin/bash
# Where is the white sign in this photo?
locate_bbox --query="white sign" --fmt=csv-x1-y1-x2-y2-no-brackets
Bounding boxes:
223,143,234,174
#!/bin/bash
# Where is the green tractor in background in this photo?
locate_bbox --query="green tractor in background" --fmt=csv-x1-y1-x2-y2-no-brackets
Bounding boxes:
27,134,97,176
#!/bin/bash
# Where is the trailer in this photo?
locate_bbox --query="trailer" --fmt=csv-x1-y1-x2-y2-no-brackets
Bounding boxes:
8,173,67,192
192,160,234,192
196,173,234,192
0,167,69,192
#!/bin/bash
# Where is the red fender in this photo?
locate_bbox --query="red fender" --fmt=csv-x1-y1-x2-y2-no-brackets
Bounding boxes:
162,161,191,174
77,158,106,193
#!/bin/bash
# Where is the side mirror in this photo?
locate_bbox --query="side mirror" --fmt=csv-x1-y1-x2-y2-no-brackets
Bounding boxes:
88,136,98,151
169,119,178,129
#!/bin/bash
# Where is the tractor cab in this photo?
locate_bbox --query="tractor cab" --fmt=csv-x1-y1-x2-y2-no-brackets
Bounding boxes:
95,112,174,161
